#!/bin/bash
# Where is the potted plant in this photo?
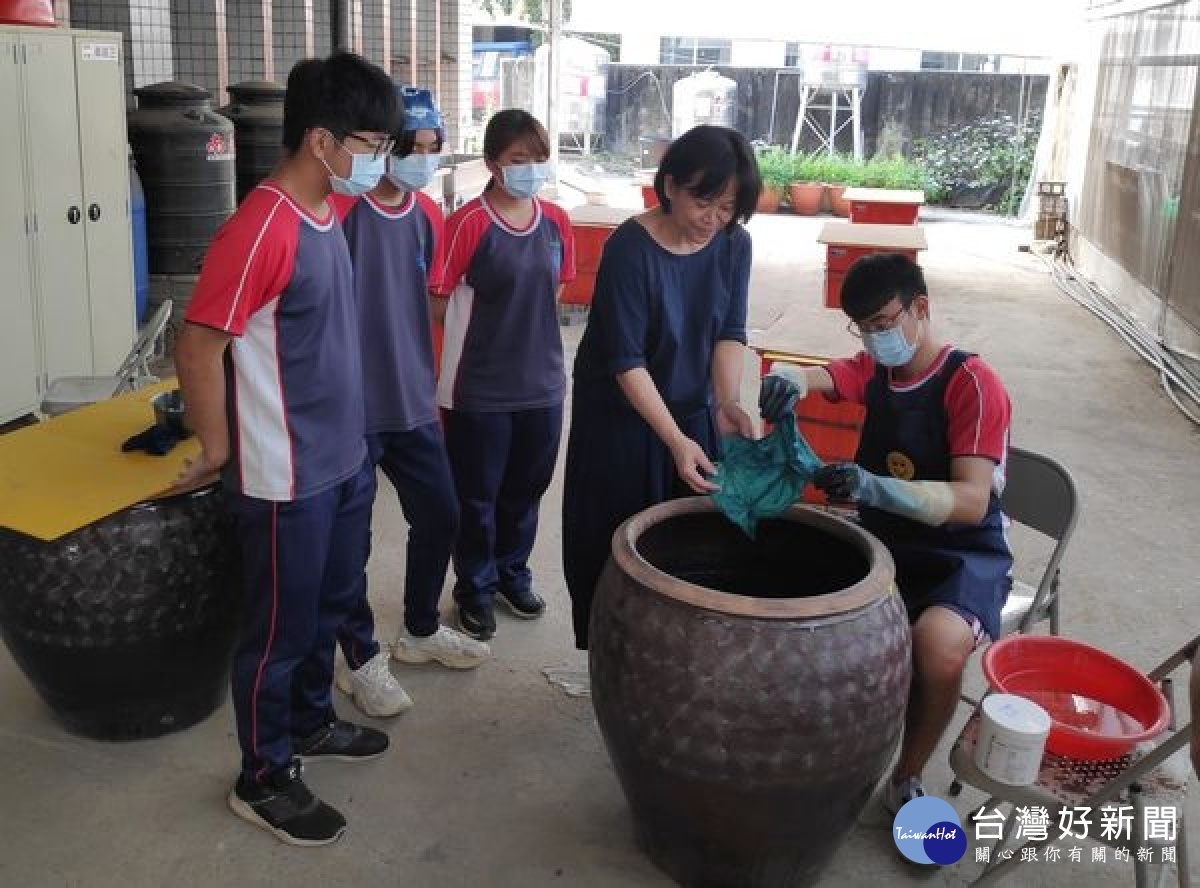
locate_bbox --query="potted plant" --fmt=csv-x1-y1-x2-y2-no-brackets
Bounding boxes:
755,148,791,213
787,153,826,216
824,154,865,217
860,155,929,192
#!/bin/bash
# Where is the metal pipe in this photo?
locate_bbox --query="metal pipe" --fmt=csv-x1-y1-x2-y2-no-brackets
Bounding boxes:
434,0,442,100
547,0,562,172
380,0,390,72
768,69,781,144
330,0,344,50
304,0,315,57
410,0,417,85
261,0,274,81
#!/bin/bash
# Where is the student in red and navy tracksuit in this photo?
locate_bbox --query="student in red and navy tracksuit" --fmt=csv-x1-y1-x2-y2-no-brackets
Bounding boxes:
759,252,1013,819
331,86,491,720
173,53,399,847
432,109,576,641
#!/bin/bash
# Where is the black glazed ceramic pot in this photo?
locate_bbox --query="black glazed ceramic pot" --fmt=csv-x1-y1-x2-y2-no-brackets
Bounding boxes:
590,498,911,888
0,484,240,740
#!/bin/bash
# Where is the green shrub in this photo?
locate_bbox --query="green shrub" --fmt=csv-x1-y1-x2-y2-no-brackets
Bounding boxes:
823,154,867,186
790,152,824,183
756,147,793,190
860,156,930,191
912,113,1041,212
764,150,935,194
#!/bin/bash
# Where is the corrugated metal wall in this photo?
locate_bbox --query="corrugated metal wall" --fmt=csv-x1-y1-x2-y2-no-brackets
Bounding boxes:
1166,67,1200,334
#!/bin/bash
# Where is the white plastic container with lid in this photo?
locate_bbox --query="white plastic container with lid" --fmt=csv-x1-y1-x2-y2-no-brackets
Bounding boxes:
975,693,1053,786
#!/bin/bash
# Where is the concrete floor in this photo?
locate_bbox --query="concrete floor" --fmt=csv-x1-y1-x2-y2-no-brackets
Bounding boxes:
3,204,1199,888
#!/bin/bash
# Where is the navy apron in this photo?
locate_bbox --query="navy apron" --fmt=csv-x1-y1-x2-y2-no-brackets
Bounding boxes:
856,350,1011,640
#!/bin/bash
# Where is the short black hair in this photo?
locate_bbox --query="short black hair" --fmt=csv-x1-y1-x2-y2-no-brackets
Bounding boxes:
281,52,400,155
483,109,551,161
653,125,761,230
393,128,445,158
840,253,928,321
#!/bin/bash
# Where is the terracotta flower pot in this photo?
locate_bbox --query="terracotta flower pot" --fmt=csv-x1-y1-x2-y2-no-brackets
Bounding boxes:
590,498,910,888
755,186,783,214
827,185,851,217
787,182,826,216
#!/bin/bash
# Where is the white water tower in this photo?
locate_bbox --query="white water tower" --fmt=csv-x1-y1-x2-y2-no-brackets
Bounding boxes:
671,71,737,138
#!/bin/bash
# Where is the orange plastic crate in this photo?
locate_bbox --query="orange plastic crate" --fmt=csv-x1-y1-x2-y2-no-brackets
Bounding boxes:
824,246,919,308
824,269,846,309
562,223,618,306
562,272,597,306
849,201,920,225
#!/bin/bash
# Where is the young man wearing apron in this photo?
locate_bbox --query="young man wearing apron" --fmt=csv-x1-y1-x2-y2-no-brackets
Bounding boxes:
759,252,1012,817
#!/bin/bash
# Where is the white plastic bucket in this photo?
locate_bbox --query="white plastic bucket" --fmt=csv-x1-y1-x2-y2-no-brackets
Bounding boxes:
974,693,1053,785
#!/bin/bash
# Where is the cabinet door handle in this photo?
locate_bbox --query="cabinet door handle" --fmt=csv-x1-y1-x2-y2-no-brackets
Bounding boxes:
67,206,81,224
87,203,101,221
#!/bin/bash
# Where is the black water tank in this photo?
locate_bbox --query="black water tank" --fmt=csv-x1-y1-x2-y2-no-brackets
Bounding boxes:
218,81,286,203
128,82,237,275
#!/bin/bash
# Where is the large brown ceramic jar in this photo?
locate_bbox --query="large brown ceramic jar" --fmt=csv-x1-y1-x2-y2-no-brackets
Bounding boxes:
590,498,910,888
0,484,240,740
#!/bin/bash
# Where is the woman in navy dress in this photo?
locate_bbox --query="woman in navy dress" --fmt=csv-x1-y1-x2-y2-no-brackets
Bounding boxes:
562,125,762,650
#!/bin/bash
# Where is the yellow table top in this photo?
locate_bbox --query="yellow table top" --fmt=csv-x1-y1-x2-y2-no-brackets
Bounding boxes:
0,380,201,541
817,221,928,250
842,187,926,205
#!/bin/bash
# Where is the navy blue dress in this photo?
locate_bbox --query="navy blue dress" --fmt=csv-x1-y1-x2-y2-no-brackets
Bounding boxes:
562,219,753,649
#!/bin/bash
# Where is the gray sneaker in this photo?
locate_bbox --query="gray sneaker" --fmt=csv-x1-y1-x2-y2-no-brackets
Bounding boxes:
881,775,926,817
393,625,491,669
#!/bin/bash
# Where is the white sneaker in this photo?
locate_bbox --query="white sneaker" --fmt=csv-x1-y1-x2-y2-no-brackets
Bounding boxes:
392,625,491,669
335,651,413,717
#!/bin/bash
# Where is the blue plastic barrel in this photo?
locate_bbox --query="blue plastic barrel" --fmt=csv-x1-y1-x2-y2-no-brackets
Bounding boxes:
129,151,150,323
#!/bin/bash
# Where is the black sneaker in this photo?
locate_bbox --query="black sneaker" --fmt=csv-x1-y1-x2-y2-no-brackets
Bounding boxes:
497,586,546,619
228,760,346,847
457,599,497,640
293,719,389,763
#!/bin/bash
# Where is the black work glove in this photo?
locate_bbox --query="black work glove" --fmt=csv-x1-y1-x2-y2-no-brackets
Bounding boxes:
813,462,868,503
121,424,184,457
758,373,803,423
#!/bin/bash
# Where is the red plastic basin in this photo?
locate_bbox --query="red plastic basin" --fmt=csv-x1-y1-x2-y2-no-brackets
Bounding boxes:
982,636,1170,760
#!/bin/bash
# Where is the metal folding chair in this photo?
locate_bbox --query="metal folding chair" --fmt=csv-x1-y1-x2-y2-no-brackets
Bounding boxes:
951,447,1079,796
998,447,1079,636
948,635,1197,887
40,300,172,417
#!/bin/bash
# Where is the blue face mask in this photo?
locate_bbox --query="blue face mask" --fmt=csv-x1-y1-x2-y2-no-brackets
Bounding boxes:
863,322,920,367
323,142,386,197
386,153,441,192
501,161,553,199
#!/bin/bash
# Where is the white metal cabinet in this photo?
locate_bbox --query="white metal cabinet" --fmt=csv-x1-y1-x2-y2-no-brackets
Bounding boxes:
0,26,134,425
74,33,135,374
22,30,94,381
0,31,40,423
